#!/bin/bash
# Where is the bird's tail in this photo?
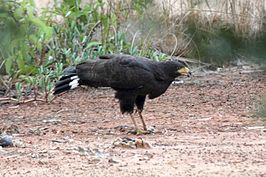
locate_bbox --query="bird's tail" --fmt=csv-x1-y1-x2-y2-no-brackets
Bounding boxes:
53,66,80,95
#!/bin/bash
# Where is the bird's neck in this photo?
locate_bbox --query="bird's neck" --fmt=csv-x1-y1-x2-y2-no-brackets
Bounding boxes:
159,61,178,79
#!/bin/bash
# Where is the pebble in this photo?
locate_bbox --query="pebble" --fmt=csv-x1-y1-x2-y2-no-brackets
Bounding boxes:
0,135,13,147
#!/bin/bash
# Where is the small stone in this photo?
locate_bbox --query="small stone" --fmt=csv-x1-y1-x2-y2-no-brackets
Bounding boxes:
13,139,25,148
43,118,61,125
108,158,120,164
0,135,13,147
135,138,152,149
147,127,156,133
52,139,67,143
112,137,151,149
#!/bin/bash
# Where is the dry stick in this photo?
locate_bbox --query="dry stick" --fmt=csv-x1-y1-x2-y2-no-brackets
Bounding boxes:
0,60,5,70
49,91,69,103
0,97,17,102
87,21,101,39
0,77,12,95
131,31,139,52
49,95,59,102
186,9,262,20
175,31,194,58
23,98,46,103
0,97,46,103
169,33,178,57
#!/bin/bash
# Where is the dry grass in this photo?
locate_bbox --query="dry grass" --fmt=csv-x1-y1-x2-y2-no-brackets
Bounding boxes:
35,0,265,60
104,0,265,57
155,0,265,35
35,0,266,35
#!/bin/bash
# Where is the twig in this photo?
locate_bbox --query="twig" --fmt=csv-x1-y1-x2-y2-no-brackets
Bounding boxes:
22,98,46,103
130,31,140,53
0,97,17,102
169,33,178,57
0,77,11,94
0,97,47,104
171,56,209,65
49,95,58,102
87,21,101,39
49,91,68,102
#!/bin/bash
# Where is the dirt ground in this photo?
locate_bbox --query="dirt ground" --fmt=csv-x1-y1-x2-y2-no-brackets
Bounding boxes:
0,66,266,177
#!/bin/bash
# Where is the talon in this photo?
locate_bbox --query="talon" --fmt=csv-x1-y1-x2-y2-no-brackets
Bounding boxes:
128,129,153,135
136,129,145,135
127,129,143,135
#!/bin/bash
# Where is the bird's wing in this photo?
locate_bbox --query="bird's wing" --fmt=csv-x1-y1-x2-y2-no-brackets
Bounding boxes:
76,56,166,89
149,65,168,81
107,54,168,81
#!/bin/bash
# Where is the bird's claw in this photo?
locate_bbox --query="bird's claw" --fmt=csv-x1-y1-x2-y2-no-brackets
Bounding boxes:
136,129,146,135
128,129,154,135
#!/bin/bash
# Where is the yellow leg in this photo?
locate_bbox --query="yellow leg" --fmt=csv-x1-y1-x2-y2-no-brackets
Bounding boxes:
130,114,138,130
138,111,147,131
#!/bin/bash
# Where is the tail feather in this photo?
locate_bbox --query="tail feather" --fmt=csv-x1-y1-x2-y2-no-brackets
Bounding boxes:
57,73,77,84
53,84,72,95
53,67,80,95
55,75,78,88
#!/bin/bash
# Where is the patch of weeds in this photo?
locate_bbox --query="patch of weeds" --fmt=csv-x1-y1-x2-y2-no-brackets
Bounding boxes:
13,62,63,103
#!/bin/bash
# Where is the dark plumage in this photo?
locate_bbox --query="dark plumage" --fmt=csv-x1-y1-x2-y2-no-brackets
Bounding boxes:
53,54,191,132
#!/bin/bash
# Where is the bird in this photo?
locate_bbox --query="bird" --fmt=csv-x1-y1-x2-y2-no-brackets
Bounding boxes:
53,54,191,133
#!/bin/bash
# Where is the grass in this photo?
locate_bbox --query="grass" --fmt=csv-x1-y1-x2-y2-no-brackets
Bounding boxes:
148,0,266,65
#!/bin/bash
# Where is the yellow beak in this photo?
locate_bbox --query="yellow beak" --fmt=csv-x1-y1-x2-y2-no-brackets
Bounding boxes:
178,67,190,76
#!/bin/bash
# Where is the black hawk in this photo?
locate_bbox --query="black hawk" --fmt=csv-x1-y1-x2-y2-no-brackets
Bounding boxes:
53,54,190,133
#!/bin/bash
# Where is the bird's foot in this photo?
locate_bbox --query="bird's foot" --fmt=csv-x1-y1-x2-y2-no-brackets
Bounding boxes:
136,129,147,135
128,128,154,135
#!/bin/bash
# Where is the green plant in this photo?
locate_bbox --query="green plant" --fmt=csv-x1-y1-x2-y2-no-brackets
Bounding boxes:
1,0,265,103
38,66,53,102
43,1,106,65
15,82,23,101
43,0,157,66
37,62,63,102
0,0,158,101
16,62,63,103
0,0,52,76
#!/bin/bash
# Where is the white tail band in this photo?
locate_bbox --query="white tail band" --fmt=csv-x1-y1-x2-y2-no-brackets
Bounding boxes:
69,77,80,89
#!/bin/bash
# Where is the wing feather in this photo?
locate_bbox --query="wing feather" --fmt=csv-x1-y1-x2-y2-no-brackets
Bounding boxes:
76,55,167,89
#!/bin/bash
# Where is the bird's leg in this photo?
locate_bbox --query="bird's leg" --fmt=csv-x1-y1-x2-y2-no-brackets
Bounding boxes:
129,114,146,135
130,114,139,131
138,110,147,131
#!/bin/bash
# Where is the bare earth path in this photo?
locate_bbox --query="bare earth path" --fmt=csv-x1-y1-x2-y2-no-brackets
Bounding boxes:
0,67,266,177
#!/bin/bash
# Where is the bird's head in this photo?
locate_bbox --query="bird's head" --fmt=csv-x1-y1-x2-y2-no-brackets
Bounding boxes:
162,60,191,79
170,60,191,77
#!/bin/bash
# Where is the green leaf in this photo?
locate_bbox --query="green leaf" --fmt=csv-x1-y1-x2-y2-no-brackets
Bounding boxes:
29,17,53,41
65,11,72,17
5,56,13,75
16,51,25,71
85,41,101,50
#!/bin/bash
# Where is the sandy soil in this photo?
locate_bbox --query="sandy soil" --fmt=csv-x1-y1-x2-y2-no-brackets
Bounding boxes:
0,67,266,177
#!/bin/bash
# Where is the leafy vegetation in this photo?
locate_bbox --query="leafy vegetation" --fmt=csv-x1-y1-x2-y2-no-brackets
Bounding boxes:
0,0,162,102
0,0,52,76
185,15,266,66
0,0,265,103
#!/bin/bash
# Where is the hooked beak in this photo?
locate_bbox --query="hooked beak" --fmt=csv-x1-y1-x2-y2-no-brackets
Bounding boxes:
178,67,191,77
